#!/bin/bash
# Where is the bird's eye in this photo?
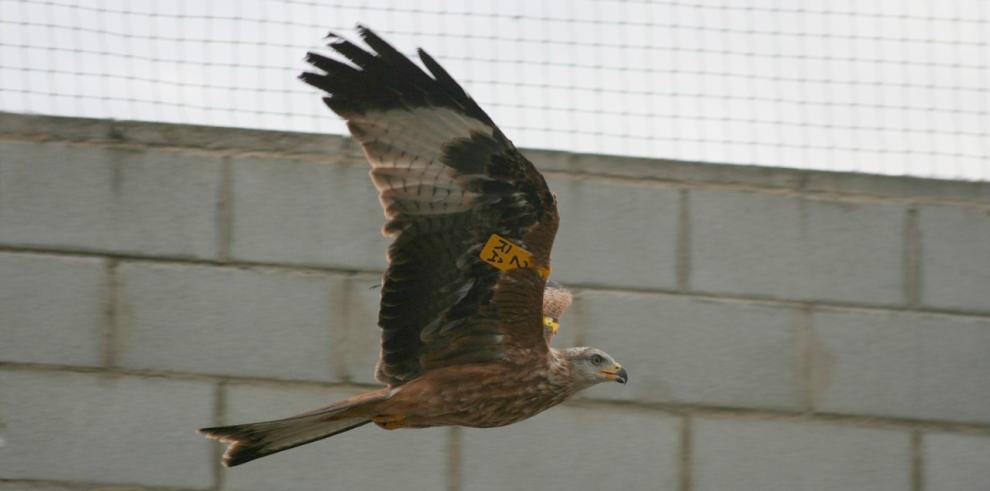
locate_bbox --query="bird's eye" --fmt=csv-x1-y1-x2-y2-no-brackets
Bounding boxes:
590,354,604,366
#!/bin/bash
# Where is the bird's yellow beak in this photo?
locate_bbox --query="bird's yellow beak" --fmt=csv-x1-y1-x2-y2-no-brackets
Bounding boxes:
599,364,628,384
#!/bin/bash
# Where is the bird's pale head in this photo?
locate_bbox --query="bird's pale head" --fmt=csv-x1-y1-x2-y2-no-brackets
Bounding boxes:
561,347,628,391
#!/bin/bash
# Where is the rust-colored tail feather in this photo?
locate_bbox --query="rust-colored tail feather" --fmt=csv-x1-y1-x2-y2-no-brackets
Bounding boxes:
199,389,387,466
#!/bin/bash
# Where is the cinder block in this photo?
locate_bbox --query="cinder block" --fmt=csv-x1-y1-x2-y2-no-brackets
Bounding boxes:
690,190,906,304
461,405,680,491
0,253,105,366
0,141,221,258
811,308,990,423
918,206,990,312
548,176,680,289
0,370,214,488
923,432,990,491
0,483,78,491
117,262,338,381
335,273,386,385
693,418,912,491
229,156,388,270
221,384,448,491
578,291,804,410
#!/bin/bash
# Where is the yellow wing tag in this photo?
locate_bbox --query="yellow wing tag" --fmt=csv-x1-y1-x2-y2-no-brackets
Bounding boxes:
480,233,551,279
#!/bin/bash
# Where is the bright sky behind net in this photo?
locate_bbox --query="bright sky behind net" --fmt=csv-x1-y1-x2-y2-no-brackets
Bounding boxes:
1,0,987,180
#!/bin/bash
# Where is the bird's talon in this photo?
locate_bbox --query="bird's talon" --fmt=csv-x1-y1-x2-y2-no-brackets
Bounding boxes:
372,414,407,430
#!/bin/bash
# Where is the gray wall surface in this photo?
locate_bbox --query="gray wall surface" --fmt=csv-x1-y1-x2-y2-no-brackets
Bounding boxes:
1,112,988,491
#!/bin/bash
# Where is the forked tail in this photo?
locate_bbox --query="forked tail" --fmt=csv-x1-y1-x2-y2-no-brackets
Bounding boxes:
199,388,388,466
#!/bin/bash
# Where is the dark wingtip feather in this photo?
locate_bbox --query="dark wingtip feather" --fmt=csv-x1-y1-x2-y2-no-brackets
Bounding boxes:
418,48,496,126
297,71,322,86
302,25,497,126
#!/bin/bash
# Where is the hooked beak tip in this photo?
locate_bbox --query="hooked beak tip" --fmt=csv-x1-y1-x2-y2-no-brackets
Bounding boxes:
616,367,628,384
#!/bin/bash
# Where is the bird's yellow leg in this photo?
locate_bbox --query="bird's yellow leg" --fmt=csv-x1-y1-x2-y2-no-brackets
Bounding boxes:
543,316,560,336
372,414,407,430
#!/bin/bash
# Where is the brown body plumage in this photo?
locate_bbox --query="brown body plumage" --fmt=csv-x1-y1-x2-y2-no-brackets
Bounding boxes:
374,349,576,429
199,25,627,467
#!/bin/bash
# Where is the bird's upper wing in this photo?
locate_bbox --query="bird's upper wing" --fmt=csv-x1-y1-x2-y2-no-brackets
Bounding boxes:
300,26,559,386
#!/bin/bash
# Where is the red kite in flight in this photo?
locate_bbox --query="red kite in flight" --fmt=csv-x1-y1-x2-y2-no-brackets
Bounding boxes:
200,25,627,466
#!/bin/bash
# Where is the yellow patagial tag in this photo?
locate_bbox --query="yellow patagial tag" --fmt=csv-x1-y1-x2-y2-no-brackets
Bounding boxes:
480,233,551,279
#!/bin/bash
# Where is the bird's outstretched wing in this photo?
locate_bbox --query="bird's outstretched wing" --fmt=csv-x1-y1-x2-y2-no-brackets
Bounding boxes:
300,26,559,386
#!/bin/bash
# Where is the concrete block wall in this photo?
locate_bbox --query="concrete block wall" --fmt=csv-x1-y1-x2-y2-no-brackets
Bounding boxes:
1,112,988,491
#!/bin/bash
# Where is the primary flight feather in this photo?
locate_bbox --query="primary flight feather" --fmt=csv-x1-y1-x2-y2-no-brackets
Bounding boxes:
199,25,627,467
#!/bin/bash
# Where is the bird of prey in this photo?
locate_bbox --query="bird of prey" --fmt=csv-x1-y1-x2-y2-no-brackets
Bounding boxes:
199,25,627,467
